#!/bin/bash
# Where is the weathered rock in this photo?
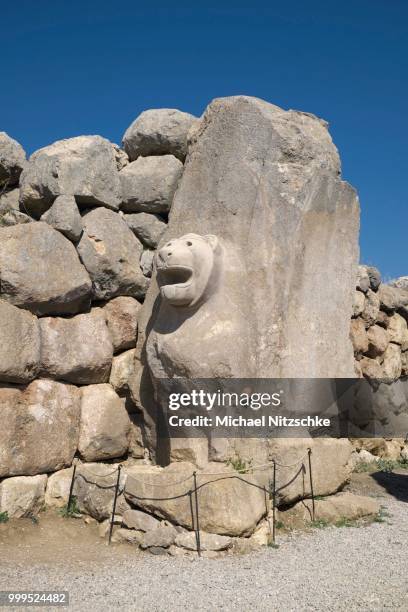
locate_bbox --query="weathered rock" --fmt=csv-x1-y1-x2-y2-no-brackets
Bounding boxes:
0,380,80,477
376,310,389,329
125,462,265,536
109,349,136,395
366,324,389,358
357,438,403,460
128,413,146,458
39,309,113,385
361,289,380,328
360,356,383,380
140,525,177,549
366,266,381,291
350,319,368,356
282,492,380,525
0,222,91,315
0,474,47,518
353,290,365,317
74,462,129,521
382,343,402,380
19,135,121,218
0,300,40,383
175,530,232,551
356,266,370,293
122,108,197,161
112,144,129,171
378,285,401,313
387,313,408,347
0,209,33,226
122,509,161,531
40,195,83,242
45,467,74,508
101,296,141,354
402,351,408,377
391,276,408,291
140,96,359,384
0,132,26,187
124,212,167,248
78,384,131,461
354,449,378,465
120,155,183,214
77,207,148,301
140,249,154,277
0,188,19,212
268,439,353,507
111,528,142,545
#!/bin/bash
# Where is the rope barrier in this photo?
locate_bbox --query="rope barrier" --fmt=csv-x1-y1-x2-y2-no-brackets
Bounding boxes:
65,449,315,553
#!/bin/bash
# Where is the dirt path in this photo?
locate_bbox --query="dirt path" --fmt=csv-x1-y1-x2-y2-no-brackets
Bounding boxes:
0,471,407,611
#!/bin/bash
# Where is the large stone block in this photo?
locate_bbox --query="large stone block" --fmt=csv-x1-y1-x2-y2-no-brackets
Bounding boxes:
0,380,81,478
74,462,129,521
77,208,148,301
268,438,353,507
124,212,167,248
141,96,360,383
125,462,265,536
78,384,131,461
0,222,92,315
39,309,113,384
0,474,47,518
0,132,26,187
122,108,197,161
101,296,141,354
19,135,122,218
0,300,40,383
120,155,183,214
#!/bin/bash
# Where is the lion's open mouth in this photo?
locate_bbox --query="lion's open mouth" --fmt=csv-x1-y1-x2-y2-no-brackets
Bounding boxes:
157,265,193,288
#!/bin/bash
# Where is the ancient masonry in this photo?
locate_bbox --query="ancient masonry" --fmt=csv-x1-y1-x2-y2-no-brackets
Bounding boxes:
0,97,407,555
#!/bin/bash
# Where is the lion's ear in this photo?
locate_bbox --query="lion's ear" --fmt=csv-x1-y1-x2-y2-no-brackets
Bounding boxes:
204,235,219,251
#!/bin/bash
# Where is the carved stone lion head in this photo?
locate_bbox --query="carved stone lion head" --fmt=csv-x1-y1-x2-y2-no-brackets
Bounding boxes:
155,233,221,307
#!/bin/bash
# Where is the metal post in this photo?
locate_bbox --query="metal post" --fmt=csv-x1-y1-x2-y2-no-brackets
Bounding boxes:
272,459,276,544
193,471,201,557
67,461,77,513
307,448,315,522
108,465,122,545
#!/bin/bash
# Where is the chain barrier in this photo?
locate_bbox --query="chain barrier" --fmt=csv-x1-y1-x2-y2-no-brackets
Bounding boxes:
67,449,316,551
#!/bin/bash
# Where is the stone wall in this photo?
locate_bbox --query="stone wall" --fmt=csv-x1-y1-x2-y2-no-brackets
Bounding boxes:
0,101,406,538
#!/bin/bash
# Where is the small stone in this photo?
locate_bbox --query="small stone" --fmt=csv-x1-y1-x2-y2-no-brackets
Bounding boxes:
360,357,383,380
356,266,370,293
387,313,408,347
350,319,368,355
124,212,167,248
366,266,381,291
353,291,365,317
361,289,380,328
140,250,154,277
148,546,168,556
112,528,142,545
109,349,136,395
381,343,402,380
366,325,389,358
140,525,177,549
122,509,161,532
175,530,232,551
40,195,83,242
378,285,401,313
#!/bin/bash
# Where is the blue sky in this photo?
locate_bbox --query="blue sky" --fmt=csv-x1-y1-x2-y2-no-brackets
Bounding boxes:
2,1,406,278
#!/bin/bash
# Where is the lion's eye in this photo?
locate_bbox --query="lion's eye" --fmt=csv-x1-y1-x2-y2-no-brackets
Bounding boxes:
186,241,192,246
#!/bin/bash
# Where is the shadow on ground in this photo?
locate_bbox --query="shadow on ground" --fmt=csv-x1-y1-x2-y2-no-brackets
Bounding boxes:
371,470,408,503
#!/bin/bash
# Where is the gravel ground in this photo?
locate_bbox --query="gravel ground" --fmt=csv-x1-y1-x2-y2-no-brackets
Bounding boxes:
0,496,407,612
